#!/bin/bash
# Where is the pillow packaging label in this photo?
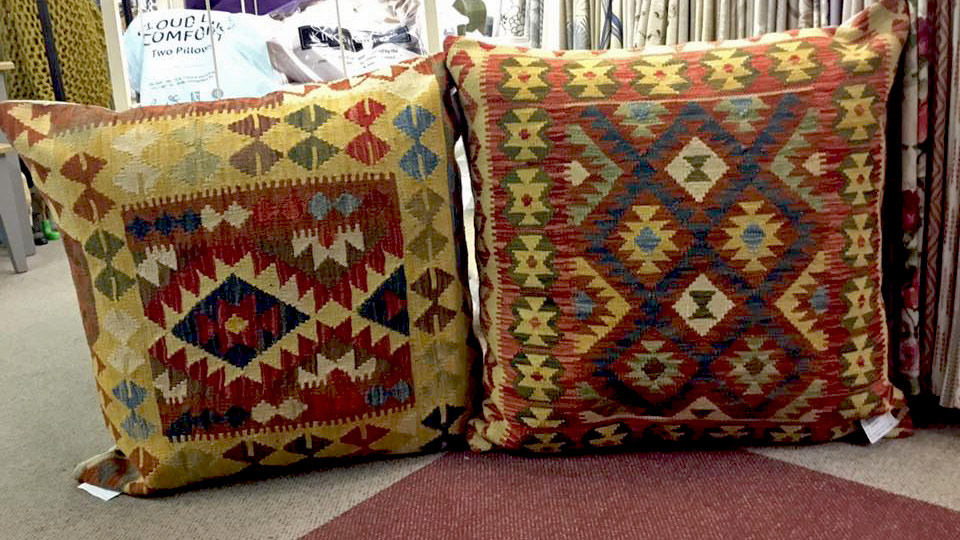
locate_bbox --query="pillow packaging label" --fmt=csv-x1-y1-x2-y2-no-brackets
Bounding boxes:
861,412,900,444
78,483,122,501
123,9,284,105
268,9,422,82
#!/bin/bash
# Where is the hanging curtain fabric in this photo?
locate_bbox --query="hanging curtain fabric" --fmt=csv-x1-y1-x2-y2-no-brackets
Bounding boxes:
925,0,960,407
546,0,896,50
0,0,112,107
894,0,931,396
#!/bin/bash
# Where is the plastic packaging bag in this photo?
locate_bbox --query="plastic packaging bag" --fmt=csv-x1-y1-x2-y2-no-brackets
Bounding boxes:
124,9,285,105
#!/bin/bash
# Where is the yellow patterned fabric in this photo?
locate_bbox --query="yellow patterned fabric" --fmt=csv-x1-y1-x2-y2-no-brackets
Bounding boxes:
0,55,476,494
0,0,112,107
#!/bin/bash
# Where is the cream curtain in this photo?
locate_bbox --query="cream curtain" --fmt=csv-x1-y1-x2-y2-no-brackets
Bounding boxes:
539,0,886,48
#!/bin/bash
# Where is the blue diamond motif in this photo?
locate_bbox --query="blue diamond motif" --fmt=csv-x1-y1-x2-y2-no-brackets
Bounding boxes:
309,193,331,219
810,285,829,314
112,380,147,409
399,145,439,180
333,193,360,216
741,223,766,249
634,226,661,253
573,290,596,321
171,275,308,368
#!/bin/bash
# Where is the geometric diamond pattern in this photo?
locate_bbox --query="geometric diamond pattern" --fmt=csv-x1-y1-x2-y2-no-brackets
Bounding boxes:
452,0,907,452
170,274,309,368
616,204,680,278
673,274,735,337
0,54,475,493
665,137,729,202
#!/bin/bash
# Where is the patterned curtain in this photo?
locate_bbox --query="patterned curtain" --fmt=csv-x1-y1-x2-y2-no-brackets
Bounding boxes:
531,0,960,409
926,0,960,407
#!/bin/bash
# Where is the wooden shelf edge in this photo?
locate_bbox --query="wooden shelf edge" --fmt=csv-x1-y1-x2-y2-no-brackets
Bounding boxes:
0,61,14,72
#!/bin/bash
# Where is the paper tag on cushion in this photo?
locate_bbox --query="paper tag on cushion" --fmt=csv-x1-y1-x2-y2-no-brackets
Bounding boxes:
860,412,899,444
78,483,121,501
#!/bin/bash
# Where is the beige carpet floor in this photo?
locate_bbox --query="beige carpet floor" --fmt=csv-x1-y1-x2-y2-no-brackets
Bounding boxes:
2,245,959,539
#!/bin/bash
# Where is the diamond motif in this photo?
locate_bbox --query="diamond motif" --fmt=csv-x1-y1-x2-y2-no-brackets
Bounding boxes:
673,274,734,336
715,97,769,133
501,108,552,162
720,200,785,275
512,353,564,402
840,334,876,386
618,340,696,403
499,56,550,101
616,204,681,279
665,137,728,202
835,84,877,142
701,49,756,91
567,257,629,354
842,213,875,268
505,167,552,227
842,276,875,331
840,152,874,205
769,41,821,83
510,296,560,348
564,59,618,99
631,55,690,95
171,275,308,368
615,102,668,139
833,41,881,74
718,335,790,406
508,234,555,289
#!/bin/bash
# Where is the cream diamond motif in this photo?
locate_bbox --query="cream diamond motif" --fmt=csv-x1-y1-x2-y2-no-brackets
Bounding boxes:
673,273,734,336
665,137,729,202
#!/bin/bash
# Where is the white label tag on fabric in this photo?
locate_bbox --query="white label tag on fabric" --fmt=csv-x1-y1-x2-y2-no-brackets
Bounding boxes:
78,483,122,501
860,412,899,444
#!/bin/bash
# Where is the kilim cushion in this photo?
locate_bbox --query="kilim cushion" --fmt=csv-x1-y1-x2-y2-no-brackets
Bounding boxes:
446,0,909,452
0,55,476,494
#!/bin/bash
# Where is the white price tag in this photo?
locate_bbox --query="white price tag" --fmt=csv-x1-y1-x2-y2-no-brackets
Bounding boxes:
78,483,122,501
860,412,899,444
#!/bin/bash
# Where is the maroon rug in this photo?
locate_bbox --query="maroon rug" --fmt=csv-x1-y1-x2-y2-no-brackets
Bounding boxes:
304,450,960,539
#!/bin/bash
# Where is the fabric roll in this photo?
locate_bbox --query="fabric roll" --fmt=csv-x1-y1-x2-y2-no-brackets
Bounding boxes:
924,0,952,389
895,0,930,394
666,0,680,44
528,0,543,47
799,0,814,28
717,0,730,39
677,0,689,42
932,1,960,406
777,0,788,30
643,0,666,45
830,0,842,25
753,0,767,36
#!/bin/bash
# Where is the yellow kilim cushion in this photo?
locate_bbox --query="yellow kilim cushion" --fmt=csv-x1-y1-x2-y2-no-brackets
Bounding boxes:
0,55,476,494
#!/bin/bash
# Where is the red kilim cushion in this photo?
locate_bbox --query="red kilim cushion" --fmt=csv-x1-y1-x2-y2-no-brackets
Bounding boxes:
447,0,909,452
